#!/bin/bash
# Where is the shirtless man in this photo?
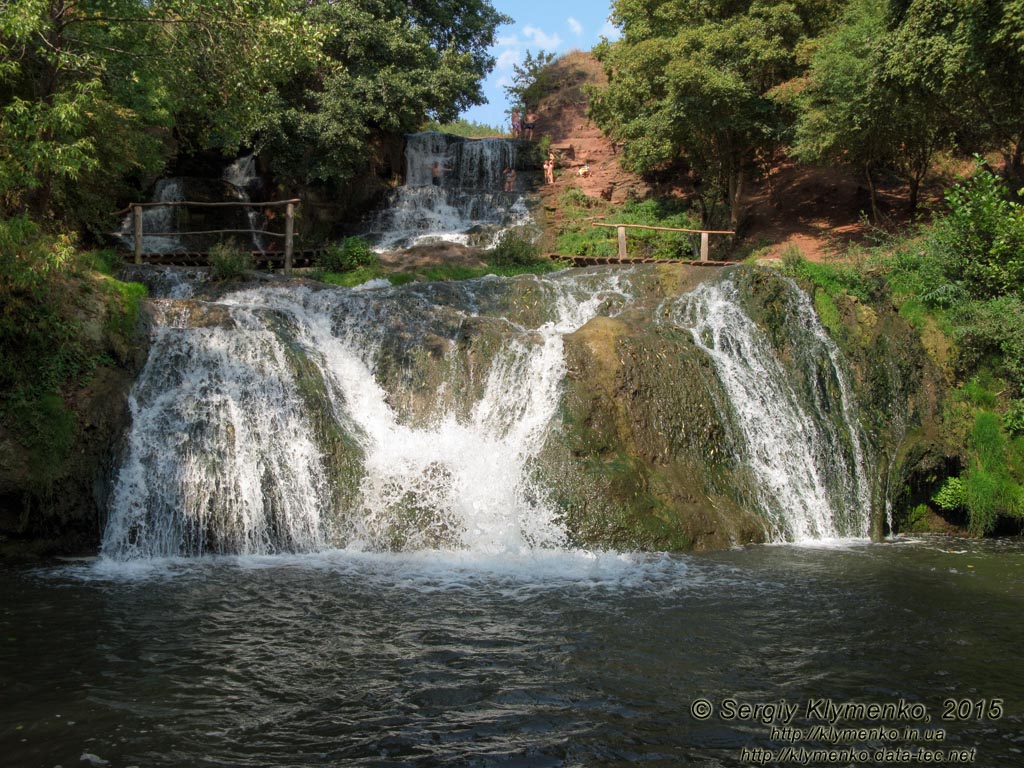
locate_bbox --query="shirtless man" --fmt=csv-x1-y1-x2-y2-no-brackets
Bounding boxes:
523,110,538,140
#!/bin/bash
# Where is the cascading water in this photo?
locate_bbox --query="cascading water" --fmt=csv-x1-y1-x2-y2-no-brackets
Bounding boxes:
223,154,268,252
118,179,186,253
103,264,876,559
102,271,631,559
365,132,531,250
118,156,267,254
667,275,873,541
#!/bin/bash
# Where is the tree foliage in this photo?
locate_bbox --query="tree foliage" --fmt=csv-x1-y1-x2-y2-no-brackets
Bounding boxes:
590,0,844,229
257,0,509,190
0,0,319,228
0,0,508,230
502,50,558,111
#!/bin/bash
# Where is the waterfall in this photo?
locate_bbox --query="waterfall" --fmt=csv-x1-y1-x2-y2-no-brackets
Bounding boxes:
103,266,876,559
117,156,266,255
366,132,530,250
118,179,185,254
223,154,267,252
102,271,631,559
668,275,872,541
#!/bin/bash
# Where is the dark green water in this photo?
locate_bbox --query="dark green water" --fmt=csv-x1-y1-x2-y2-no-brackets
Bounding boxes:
2,537,1023,767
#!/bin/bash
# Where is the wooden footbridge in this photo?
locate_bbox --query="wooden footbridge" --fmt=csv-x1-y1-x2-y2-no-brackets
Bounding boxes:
119,198,309,272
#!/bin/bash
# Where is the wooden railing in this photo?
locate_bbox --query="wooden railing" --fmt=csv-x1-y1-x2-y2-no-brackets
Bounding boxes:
124,198,301,273
592,222,734,262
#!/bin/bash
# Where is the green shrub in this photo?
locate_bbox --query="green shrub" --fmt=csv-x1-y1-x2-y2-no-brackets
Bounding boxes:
902,503,931,532
932,164,1024,300
953,297,1024,393
487,231,542,267
559,187,594,209
963,411,1024,534
320,237,376,273
0,215,75,294
1005,400,1024,436
932,476,966,512
208,242,253,280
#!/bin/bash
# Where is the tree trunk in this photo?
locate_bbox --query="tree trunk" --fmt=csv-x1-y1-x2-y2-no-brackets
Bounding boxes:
728,166,745,233
865,165,879,223
908,174,920,215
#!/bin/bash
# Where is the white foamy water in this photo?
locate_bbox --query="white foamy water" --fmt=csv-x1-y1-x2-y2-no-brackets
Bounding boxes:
103,272,631,559
367,132,530,250
669,275,872,542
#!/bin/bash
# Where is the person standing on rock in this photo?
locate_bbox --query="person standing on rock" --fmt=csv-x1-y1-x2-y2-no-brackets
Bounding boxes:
503,167,517,192
544,152,555,185
511,109,522,138
523,109,538,140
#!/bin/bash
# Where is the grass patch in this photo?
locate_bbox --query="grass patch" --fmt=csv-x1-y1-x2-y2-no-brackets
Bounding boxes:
104,279,148,338
554,194,703,259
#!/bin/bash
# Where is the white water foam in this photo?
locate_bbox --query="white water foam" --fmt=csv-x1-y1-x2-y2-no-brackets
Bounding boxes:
223,273,631,556
670,276,872,542
367,132,529,250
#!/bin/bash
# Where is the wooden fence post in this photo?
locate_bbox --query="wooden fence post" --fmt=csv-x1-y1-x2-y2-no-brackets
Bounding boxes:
700,231,709,262
617,226,627,259
133,205,143,264
284,202,295,274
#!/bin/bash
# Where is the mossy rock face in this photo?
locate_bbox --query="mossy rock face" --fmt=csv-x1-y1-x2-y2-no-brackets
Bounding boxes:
0,277,151,559
541,311,766,551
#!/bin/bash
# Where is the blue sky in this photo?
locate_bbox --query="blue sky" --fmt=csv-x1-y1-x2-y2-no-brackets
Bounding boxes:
460,0,621,129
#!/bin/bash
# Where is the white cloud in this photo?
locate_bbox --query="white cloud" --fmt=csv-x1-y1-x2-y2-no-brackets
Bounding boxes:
599,18,622,42
496,49,521,71
522,25,563,50
567,17,583,37
496,34,520,48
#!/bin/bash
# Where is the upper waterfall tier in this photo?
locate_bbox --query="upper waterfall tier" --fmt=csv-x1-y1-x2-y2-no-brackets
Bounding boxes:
364,132,534,251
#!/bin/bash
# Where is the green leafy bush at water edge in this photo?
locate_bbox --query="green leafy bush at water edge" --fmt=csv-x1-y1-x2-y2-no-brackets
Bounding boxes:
487,231,542,267
319,237,376,273
931,166,1024,301
208,243,253,280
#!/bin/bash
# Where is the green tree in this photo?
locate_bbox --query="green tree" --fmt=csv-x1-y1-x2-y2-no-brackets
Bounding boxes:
0,0,314,231
590,0,843,230
503,49,558,112
257,0,509,190
794,0,1024,214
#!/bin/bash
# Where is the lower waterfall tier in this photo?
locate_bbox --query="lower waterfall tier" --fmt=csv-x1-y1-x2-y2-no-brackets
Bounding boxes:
102,265,881,559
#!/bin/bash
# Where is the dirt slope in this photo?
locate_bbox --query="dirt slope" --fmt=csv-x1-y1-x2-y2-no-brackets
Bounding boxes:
529,50,958,260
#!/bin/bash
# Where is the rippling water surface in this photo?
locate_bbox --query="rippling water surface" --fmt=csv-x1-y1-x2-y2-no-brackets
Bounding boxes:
2,538,1023,767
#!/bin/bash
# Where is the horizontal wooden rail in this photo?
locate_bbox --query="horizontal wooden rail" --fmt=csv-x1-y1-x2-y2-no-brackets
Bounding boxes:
126,199,300,273
120,198,300,212
117,229,287,238
592,221,735,262
592,222,735,235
